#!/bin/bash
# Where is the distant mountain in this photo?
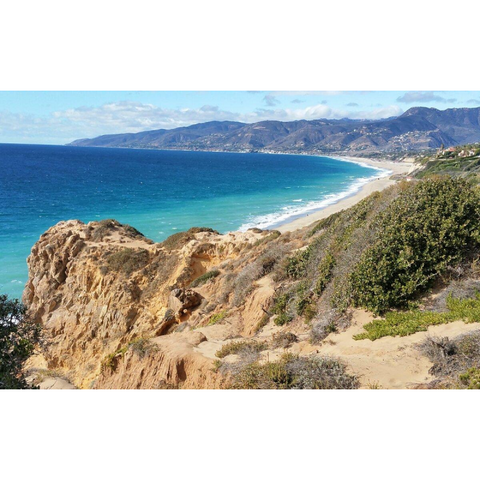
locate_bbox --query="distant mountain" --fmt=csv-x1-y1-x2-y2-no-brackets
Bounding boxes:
68,107,480,154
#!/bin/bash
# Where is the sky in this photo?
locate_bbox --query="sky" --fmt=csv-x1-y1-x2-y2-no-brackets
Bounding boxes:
0,91,479,145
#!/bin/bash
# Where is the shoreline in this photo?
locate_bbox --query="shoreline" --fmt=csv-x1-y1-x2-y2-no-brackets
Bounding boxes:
275,156,414,233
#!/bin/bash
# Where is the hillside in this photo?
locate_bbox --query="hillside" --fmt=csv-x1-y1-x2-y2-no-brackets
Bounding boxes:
69,107,480,154
23,176,480,389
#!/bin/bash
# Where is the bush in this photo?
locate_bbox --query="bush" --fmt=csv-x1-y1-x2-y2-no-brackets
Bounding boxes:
253,230,281,247
0,295,42,389
232,263,263,307
310,309,352,344
285,247,311,279
105,248,150,276
92,219,145,241
350,177,480,314
254,314,270,333
417,330,480,388
129,338,158,359
190,270,220,287
226,353,359,389
215,340,267,359
161,227,218,251
459,367,480,389
207,310,227,326
314,252,336,295
354,292,480,341
271,332,297,349
271,292,294,326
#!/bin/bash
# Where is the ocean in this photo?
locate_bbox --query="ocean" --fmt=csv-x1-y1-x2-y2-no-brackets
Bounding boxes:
0,143,388,299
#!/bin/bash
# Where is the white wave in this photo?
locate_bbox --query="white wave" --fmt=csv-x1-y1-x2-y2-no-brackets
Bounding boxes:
292,199,303,202
238,169,390,232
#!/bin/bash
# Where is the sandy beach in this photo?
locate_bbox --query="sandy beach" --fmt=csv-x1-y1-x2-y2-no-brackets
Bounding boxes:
277,156,414,233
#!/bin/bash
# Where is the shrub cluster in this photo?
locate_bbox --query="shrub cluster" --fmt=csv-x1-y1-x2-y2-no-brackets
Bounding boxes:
190,270,220,288
354,293,480,341
207,310,227,326
215,340,267,359
350,177,480,314
225,353,359,389
105,248,150,276
418,330,480,388
0,295,42,389
161,227,218,251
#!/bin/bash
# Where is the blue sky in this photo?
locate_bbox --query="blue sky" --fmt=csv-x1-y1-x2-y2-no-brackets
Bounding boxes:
1,91,479,145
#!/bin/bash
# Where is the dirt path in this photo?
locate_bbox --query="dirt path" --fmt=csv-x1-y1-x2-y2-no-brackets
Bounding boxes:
308,309,480,388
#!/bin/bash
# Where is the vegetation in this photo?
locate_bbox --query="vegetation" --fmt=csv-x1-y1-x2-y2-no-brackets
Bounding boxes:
105,248,150,276
270,332,297,349
215,340,267,359
416,143,480,179
350,177,480,314
254,314,270,333
271,292,294,326
355,293,480,341
418,330,480,388
207,310,227,326
225,353,359,389
128,338,158,359
252,230,281,247
190,269,220,287
101,338,157,373
161,227,218,251
92,218,145,241
0,295,42,389
314,252,335,295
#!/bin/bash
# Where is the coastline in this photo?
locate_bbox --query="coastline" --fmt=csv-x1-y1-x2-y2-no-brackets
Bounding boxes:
276,156,414,233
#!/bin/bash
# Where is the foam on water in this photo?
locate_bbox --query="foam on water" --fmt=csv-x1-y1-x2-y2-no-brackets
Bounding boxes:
239,167,391,231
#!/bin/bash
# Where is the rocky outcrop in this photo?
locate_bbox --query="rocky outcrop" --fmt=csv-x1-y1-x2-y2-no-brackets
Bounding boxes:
23,219,267,388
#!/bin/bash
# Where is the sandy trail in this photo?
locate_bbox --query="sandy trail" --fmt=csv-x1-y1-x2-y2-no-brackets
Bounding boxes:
306,309,480,389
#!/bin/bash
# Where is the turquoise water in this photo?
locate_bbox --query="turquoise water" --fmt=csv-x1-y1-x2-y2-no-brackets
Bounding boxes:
0,144,387,299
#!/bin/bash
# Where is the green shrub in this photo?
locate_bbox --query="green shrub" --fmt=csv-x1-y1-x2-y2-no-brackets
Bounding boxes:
350,177,480,314
254,314,270,333
190,270,220,287
285,247,311,279
314,252,336,295
354,292,480,341
0,295,42,389
459,367,480,389
271,292,294,326
215,340,267,359
207,310,227,326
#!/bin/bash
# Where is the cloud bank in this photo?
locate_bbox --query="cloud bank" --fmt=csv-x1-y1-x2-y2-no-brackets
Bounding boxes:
0,101,403,144
397,91,456,104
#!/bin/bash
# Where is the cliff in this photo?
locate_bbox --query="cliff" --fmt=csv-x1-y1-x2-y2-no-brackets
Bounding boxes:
23,219,271,388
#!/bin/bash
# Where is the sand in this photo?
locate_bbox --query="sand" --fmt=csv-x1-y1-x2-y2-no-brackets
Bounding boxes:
277,156,414,233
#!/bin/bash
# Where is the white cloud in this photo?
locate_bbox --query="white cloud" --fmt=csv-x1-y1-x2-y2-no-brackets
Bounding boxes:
0,101,404,144
397,91,450,103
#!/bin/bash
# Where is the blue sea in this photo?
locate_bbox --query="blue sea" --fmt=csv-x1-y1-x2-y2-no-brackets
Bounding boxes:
0,143,388,299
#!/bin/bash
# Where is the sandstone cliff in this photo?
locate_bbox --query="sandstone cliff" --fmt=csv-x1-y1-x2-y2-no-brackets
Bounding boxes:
24,219,287,388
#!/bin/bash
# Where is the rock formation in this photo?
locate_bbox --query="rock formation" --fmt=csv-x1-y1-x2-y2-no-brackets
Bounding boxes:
23,219,270,388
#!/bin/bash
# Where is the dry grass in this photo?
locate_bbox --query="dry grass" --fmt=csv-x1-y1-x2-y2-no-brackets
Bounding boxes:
105,248,150,276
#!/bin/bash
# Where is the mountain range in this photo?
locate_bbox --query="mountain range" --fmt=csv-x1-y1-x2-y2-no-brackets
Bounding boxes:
69,106,480,154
